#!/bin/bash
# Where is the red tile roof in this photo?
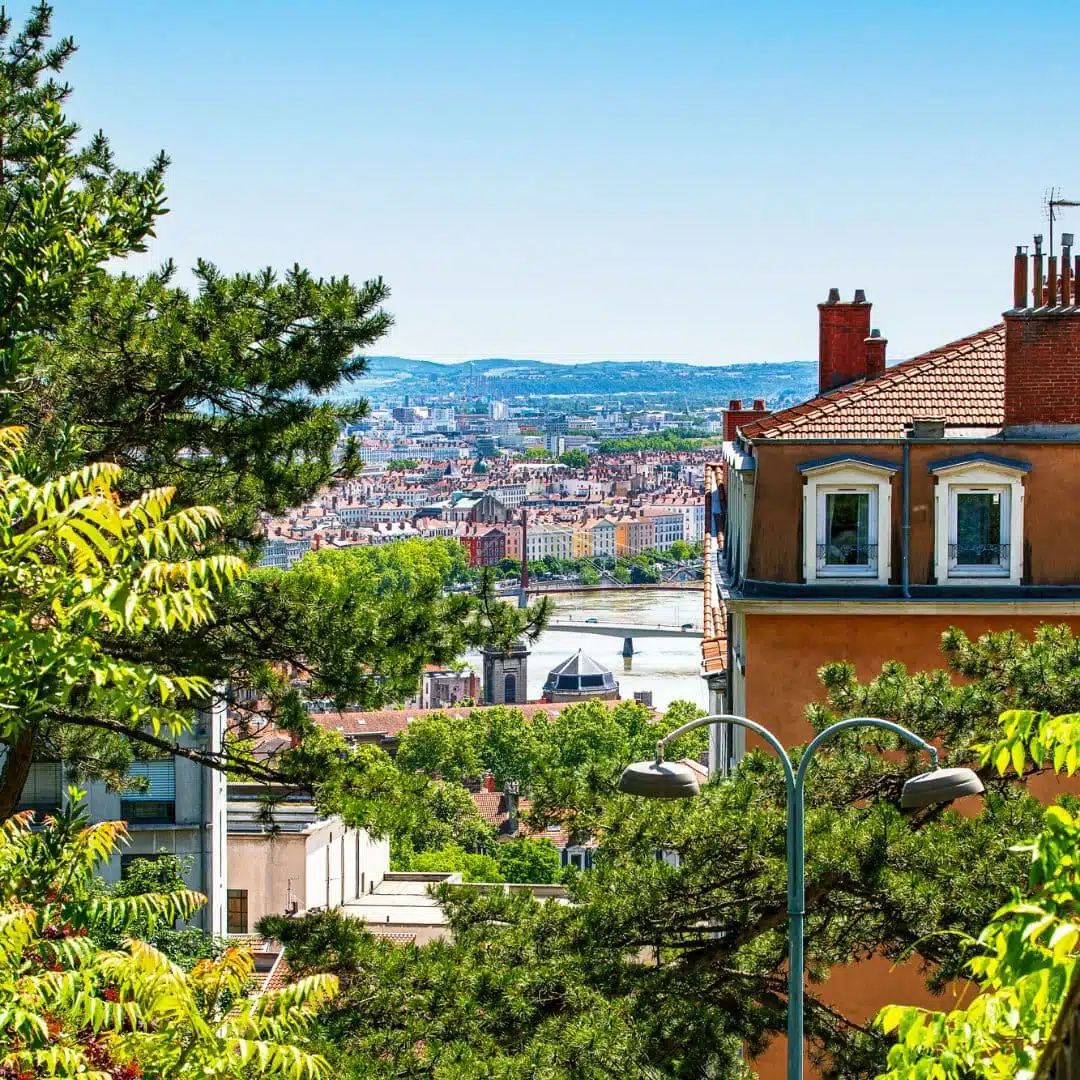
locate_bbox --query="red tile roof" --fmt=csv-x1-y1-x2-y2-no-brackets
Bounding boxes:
739,324,1005,441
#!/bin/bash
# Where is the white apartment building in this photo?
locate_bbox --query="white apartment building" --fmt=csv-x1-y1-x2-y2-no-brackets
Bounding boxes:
489,483,527,510
525,522,574,562
258,536,312,569
648,511,684,550
589,519,617,558
228,792,389,932
17,702,230,936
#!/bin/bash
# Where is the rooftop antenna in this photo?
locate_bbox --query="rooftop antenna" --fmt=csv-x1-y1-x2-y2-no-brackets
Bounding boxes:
1044,187,1080,254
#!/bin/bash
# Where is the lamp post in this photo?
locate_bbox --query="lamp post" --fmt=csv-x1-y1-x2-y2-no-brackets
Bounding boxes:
619,713,984,1080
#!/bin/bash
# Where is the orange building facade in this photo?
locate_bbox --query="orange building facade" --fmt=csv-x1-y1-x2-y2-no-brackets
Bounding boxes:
701,237,1080,1074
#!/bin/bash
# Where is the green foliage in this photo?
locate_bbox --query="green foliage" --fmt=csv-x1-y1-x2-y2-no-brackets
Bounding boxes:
521,446,552,461
0,4,166,394
261,898,675,1080
876,705,1080,1080
399,844,506,882
386,459,419,472
596,430,712,453
558,448,589,469
0,795,337,1078
105,853,226,970
495,837,563,884
26,262,391,541
0,425,244,814
390,779,496,859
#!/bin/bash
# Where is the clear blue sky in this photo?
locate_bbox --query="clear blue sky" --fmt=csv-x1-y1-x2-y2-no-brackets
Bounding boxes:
41,0,1080,363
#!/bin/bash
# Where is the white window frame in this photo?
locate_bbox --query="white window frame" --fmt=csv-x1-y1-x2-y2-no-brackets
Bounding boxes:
933,462,1025,586
801,461,894,585
815,485,879,578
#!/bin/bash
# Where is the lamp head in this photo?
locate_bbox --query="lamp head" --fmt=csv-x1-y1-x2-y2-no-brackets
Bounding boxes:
900,767,984,809
619,759,701,799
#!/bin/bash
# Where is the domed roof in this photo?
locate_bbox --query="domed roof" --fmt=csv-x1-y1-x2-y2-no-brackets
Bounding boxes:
473,459,489,473
542,650,618,696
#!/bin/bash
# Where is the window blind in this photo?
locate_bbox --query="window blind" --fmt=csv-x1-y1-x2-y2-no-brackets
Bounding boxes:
125,761,176,801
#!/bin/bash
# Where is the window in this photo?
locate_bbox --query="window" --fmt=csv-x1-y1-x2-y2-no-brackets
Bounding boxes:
17,761,62,819
800,457,896,585
931,455,1028,586
121,760,176,825
227,889,248,935
816,488,876,574
949,487,1009,575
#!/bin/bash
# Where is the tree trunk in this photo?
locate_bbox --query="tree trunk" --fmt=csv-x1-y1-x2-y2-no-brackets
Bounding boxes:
0,726,37,819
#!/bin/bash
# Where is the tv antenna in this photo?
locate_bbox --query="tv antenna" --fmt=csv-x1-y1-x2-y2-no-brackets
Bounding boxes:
1044,187,1080,253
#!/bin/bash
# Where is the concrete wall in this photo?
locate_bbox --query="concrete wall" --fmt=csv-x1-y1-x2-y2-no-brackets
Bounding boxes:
228,820,389,930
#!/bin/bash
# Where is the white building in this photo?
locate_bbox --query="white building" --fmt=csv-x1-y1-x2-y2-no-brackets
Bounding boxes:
649,511,684,550
17,701,229,935
525,522,574,562
590,519,617,558
227,791,389,933
257,536,312,570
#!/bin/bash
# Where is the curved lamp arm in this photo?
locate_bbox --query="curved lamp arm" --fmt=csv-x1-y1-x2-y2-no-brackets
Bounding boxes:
656,712,796,790
794,716,938,789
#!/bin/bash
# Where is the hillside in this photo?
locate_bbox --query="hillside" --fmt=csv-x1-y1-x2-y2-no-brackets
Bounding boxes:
336,356,818,409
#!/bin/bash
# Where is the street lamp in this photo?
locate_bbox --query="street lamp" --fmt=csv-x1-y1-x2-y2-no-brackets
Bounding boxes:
619,713,984,1080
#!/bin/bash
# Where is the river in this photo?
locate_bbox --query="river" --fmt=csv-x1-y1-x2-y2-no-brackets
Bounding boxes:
465,588,707,711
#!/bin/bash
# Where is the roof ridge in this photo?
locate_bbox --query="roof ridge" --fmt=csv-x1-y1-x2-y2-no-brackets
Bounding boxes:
740,323,1006,439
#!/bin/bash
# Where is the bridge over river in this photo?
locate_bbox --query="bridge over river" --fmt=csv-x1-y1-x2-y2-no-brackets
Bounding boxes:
545,617,702,656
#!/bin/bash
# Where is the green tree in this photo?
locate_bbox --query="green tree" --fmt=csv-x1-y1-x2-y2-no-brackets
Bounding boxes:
580,564,601,586
0,796,338,1079
876,705,1080,1080
386,459,420,472
391,779,496,860
399,843,505,882
0,425,244,817
106,853,226,970
669,539,693,561
521,447,552,461
495,837,562,884
289,629,1080,1079
558,448,589,469
0,4,166,393
0,6,552,817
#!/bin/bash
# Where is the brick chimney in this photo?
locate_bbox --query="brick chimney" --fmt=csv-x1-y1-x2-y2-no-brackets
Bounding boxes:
722,398,771,442
481,771,496,793
818,288,874,392
1005,234,1080,426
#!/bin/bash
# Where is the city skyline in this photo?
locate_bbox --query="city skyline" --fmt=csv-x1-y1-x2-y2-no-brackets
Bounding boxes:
51,0,1080,364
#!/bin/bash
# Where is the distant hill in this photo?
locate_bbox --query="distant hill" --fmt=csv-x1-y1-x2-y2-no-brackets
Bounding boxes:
332,356,818,410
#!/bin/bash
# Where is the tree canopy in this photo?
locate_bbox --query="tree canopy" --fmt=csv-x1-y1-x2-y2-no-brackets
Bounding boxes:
267,627,1080,1079
0,4,550,817
0,796,337,1079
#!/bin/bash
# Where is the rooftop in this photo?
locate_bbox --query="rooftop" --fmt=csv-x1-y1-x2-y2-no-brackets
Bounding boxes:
738,324,1006,441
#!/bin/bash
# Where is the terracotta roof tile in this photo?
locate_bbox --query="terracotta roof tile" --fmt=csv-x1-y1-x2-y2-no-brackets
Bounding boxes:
739,324,1005,441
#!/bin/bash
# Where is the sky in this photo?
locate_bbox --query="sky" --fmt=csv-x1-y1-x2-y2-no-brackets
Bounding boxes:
37,0,1080,364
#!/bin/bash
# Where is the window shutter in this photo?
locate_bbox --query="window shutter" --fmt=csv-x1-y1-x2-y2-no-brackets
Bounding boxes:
126,761,176,801
23,762,61,804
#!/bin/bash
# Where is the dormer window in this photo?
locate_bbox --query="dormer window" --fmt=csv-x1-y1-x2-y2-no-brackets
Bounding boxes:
949,487,1009,575
799,456,897,585
818,488,877,575
930,454,1030,586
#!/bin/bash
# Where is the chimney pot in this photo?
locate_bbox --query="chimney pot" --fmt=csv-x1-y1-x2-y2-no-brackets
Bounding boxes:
727,399,742,410
818,288,874,392
752,398,766,410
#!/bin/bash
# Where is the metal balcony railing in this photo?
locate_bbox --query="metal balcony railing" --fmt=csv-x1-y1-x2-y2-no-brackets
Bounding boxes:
817,543,876,570
949,543,1009,567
